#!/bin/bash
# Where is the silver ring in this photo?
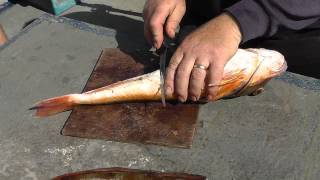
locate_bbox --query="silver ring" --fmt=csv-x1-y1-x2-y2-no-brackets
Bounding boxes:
193,64,207,70
207,83,220,87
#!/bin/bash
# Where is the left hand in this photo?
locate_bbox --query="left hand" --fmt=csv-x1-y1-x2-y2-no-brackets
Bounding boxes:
165,13,242,102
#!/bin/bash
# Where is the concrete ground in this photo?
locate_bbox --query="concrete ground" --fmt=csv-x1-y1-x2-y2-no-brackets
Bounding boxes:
0,1,320,179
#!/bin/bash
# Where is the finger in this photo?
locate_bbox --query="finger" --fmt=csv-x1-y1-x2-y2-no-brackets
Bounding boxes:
188,59,209,101
144,21,153,46
142,1,152,42
165,49,183,97
149,7,169,49
165,5,186,38
143,5,154,46
174,54,196,102
207,63,225,101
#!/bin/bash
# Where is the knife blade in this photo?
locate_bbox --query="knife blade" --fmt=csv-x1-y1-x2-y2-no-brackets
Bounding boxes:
159,34,177,107
159,43,168,107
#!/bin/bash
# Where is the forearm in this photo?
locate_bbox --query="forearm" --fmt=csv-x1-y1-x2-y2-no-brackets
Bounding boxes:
225,0,320,43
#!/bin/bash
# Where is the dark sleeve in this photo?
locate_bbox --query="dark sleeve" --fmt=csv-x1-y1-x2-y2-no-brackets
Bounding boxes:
225,0,320,43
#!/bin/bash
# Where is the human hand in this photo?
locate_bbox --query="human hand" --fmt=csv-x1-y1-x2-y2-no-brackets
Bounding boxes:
165,13,242,102
143,0,186,49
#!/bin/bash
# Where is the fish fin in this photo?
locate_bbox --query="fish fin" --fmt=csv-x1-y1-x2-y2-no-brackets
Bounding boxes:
249,87,265,96
30,94,78,117
220,68,247,85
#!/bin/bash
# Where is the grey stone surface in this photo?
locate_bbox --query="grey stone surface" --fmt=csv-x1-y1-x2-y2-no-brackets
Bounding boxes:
0,0,146,43
0,3,44,39
0,1,319,180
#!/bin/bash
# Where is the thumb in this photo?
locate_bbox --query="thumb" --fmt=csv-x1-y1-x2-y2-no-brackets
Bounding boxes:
165,5,185,38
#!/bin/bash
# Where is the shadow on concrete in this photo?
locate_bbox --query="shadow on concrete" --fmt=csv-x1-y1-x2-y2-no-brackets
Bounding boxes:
63,2,146,50
63,2,160,72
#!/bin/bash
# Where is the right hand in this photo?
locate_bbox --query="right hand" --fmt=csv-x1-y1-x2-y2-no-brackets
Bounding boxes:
143,0,186,49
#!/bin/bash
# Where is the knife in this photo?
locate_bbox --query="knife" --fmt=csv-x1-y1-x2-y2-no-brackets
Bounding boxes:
158,34,177,107
159,37,169,107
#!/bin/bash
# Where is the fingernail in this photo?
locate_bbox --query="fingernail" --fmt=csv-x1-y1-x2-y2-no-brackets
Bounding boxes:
178,96,185,102
190,96,197,102
166,86,172,95
170,29,176,38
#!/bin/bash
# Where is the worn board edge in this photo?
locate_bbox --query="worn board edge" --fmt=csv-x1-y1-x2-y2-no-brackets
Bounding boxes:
61,130,195,149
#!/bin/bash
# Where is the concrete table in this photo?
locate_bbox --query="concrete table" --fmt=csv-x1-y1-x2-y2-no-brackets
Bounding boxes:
0,14,319,180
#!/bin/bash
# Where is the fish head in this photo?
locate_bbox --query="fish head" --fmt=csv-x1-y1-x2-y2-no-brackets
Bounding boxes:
237,48,288,96
256,48,288,78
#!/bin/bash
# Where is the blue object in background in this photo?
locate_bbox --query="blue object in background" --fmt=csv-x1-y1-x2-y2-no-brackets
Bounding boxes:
51,0,76,15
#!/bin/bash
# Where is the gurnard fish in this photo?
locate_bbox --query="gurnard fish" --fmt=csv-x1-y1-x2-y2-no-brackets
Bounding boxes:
31,48,287,117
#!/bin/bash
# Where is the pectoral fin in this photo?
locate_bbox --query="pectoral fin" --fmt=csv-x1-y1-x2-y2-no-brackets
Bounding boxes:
249,87,265,96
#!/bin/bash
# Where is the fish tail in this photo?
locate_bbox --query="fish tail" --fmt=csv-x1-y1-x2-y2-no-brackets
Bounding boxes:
29,94,80,117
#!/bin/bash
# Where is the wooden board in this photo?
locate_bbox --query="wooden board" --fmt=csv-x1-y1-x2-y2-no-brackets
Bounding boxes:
62,48,199,148
52,167,206,180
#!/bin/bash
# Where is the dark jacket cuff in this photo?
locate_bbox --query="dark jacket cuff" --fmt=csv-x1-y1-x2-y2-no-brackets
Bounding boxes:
225,0,270,43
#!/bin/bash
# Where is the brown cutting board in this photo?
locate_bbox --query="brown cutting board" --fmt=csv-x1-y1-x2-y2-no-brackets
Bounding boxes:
61,48,199,148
